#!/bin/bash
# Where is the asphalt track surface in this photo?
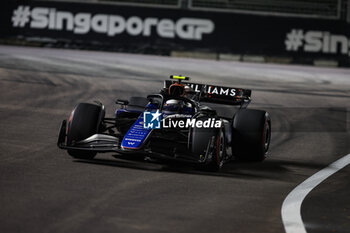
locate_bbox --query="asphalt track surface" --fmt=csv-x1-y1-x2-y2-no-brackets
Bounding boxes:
0,45,349,233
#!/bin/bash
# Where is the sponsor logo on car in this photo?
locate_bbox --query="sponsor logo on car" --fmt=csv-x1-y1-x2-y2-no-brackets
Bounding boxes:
184,83,236,97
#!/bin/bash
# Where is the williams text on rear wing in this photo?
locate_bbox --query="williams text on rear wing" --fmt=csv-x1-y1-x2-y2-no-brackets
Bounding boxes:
164,80,251,106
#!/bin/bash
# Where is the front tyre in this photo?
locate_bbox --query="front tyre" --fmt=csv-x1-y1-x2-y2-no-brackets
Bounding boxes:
67,103,105,159
191,120,226,171
206,127,226,171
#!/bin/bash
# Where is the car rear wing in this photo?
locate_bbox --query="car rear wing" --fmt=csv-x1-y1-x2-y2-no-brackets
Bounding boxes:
164,80,251,106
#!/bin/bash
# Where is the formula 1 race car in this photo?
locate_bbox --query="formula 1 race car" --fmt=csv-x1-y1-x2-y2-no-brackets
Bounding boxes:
57,75,271,170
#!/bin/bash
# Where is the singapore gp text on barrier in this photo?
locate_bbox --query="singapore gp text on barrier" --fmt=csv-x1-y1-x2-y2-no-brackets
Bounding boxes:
1,0,349,64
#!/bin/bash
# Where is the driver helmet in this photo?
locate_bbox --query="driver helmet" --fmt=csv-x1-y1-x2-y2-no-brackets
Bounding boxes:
163,99,181,115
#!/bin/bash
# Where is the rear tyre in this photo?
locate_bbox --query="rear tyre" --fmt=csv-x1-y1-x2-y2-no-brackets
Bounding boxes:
67,103,105,159
232,109,271,161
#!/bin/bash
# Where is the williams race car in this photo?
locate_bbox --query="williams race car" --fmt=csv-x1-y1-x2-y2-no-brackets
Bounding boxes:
57,75,271,170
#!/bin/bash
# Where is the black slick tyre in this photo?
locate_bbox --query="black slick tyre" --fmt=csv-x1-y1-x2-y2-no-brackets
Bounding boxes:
232,109,271,161
67,103,104,159
191,117,225,171
206,127,225,171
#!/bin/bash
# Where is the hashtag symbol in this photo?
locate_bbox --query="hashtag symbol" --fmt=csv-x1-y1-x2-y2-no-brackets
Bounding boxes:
12,5,31,28
285,29,304,51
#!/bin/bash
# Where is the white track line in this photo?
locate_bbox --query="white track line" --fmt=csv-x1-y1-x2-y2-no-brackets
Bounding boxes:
281,153,350,233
